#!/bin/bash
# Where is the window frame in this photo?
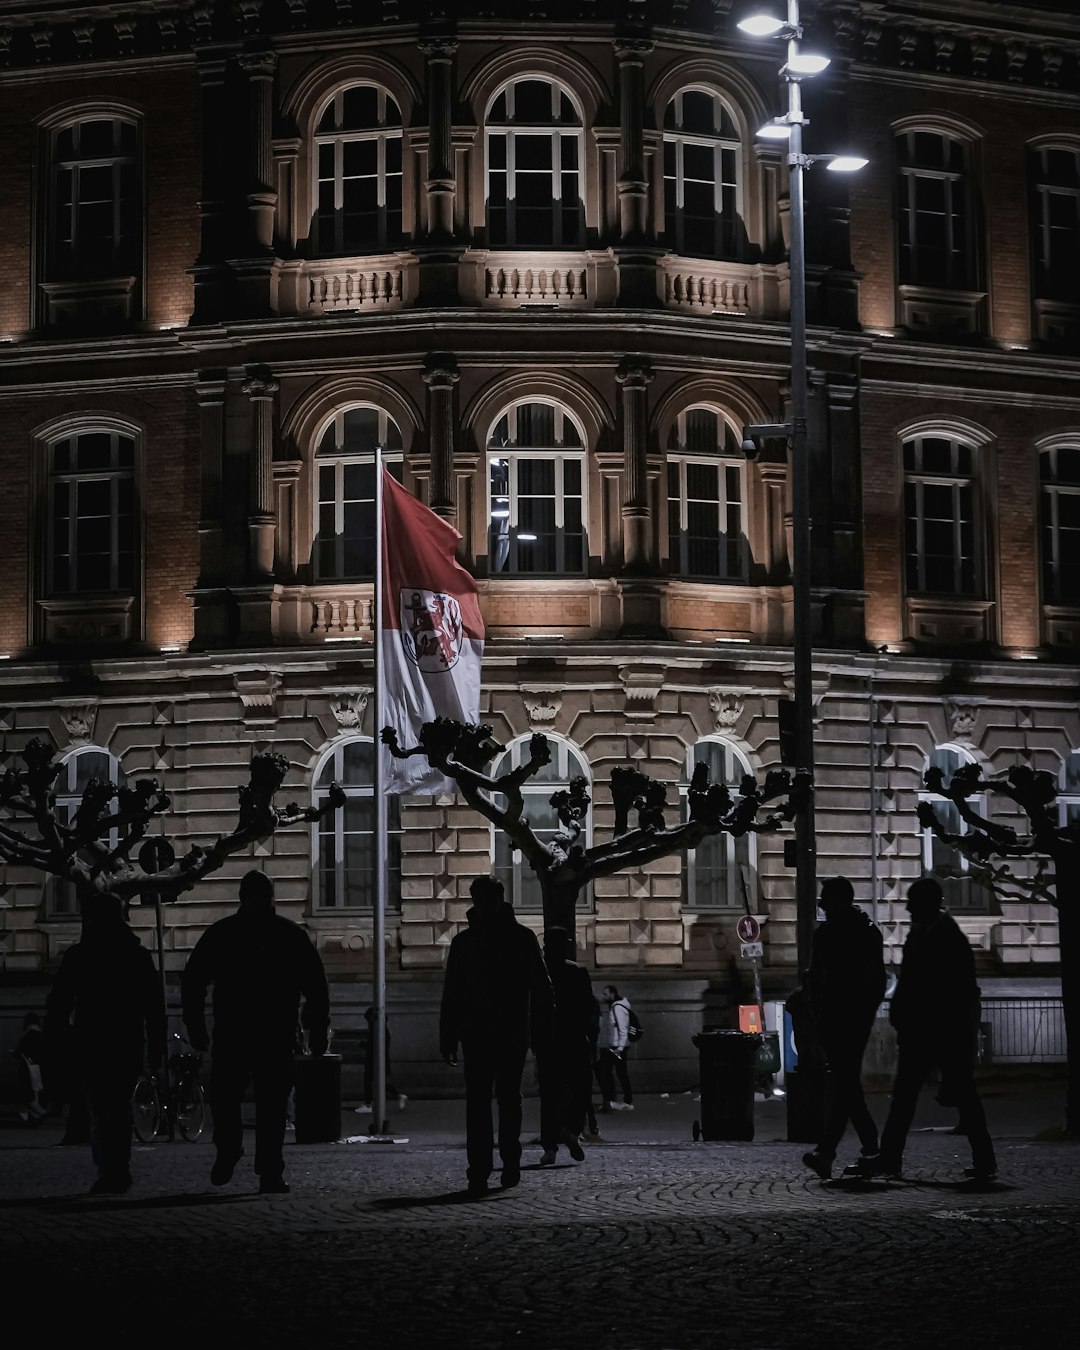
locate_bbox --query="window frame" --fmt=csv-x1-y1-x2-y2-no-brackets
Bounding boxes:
680,738,756,911
896,129,976,291
46,425,137,598
902,433,982,598
311,737,402,912
665,406,748,582
312,405,403,582
1040,443,1080,607
918,744,993,914
46,746,125,918
1030,144,1080,305
484,77,585,249
313,84,405,257
46,114,140,284
489,734,593,913
662,87,743,261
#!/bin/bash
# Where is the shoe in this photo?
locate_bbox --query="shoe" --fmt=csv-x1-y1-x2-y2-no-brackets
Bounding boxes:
466,1179,489,1198
846,1154,902,1179
803,1150,833,1180
539,1149,557,1166
210,1151,243,1187
582,1130,602,1143
398,1094,408,1111
354,1104,372,1114
610,1101,633,1111
562,1131,586,1162
88,1173,132,1196
964,1164,998,1182
259,1176,290,1194
500,1167,521,1189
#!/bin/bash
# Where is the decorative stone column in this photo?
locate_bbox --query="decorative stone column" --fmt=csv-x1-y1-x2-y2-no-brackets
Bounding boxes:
192,53,232,321
614,39,652,242
243,375,279,578
423,356,460,522
420,38,457,240
238,50,278,254
616,358,654,571
195,376,227,583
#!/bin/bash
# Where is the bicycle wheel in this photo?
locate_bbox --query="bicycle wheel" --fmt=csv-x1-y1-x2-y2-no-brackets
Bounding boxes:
176,1076,207,1141
131,1076,162,1143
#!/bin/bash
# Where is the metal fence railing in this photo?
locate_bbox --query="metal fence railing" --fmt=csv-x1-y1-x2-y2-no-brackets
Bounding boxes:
977,998,1067,1064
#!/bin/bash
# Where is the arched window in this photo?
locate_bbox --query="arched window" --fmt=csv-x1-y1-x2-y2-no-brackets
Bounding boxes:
47,116,139,283
918,745,992,912
663,89,742,259
1040,444,1080,606
681,739,754,910
487,401,587,576
485,78,584,247
1030,145,1080,304
313,406,402,581
315,85,403,255
896,130,976,290
489,735,591,911
903,433,981,596
666,407,747,581
312,739,401,910
47,426,136,595
49,746,126,917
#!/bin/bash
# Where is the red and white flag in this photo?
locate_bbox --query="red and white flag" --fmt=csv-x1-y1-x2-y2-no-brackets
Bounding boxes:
380,470,485,795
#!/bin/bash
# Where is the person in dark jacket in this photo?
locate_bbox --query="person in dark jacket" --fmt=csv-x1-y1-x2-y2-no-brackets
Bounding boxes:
858,876,996,1181
802,877,887,1179
439,874,554,1196
182,870,330,1194
537,927,597,1165
45,895,166,1195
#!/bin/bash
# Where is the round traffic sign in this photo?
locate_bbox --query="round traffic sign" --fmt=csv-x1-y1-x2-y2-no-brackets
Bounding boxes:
736,914,761,943
138,838,176,873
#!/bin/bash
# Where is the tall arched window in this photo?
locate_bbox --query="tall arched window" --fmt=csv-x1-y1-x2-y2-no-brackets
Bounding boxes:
681,739,754,909
1030,145,1080,304
663,89,742,259
1040,444,1080,606
485,78,584,247
666,407,747,581
315,85,403,255
49,746,126,917
487,401,587,576
489,735,591,911
313,406,402,581
47,116,139,284
313,739,401,910
903,433,981,596
47,426,136,596
896,130,977,290
918,745,992,912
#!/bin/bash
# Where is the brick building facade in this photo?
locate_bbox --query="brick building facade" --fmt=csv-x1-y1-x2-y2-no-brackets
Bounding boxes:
1,0,1078,1087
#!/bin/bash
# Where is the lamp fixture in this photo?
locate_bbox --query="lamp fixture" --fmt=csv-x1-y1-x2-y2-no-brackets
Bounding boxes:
784,53,830,75
825,155,869,173
737,14,789,37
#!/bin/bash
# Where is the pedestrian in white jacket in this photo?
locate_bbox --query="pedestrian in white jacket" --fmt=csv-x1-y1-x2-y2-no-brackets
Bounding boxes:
595,985,634,1111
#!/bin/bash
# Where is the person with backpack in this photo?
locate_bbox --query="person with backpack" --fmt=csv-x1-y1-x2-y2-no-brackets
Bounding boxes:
596,985,635,1112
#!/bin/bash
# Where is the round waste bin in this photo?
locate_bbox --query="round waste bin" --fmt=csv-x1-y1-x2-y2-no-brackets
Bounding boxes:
692,1030,761,1141
292,1053,342,1144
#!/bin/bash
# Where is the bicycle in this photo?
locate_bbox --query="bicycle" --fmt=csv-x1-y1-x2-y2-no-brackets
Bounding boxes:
132,1033,208,1143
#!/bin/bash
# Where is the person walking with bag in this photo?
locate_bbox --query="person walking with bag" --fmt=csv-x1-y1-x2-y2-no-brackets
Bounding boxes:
596,985,634,1112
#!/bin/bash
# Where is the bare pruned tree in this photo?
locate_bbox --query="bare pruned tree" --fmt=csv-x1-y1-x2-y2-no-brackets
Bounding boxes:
383,717,810,935
918,762,1079,1134
0,737,345,911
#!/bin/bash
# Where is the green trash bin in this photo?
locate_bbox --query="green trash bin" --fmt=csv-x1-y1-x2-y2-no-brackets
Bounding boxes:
693,1030,761,1141
292,1053,342,1144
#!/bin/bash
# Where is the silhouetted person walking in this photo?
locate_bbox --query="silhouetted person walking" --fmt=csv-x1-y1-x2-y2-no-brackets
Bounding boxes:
182,870,330,1194
440,875,554,1196
803,877,886,1179
537,927,597,1165
45,895,165,1195
859,877,996,1181
596,985,634,1111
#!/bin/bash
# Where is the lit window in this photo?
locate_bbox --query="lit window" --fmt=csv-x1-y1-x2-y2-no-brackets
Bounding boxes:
1040,445,1080,606
896,130,976,290
490,736,591,912
315,85,404,255
486,78,584,247
666,407,747,580
48,428,135,595
48,117,139,282
487,402,587,576
313,739,401,909
313,407,402,581
919,746,993,913
681,739,755,910
903,434,980,596
1030,146,1080,303
663,89,742,259
49,747,126,917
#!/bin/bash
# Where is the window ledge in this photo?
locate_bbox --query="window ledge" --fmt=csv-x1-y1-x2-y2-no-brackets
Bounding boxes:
905,595,994,645
462,248,614,307
660,256,786,320
898,284,986,338
1034,298,1080,346
1042,605,1080,648
38,594,134,645
276,253,418,315
39,276,136,327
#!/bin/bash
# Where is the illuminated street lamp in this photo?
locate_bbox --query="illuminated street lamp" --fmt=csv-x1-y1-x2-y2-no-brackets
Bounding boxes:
738,3,867,1082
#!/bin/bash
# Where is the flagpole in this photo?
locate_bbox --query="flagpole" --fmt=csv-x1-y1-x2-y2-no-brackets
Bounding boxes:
373,446,388,1136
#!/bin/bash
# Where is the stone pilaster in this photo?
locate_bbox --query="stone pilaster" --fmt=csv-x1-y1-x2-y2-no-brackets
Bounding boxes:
423,356,460,522
242,375,279,578
191,52,233,321
616,357,654,571
196,376,227,583
238,50,277,253
419,38,457,240
614,38,652,242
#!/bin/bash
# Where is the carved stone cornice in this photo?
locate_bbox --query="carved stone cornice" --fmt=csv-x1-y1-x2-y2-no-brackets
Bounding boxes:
58,702,98,748
945,697,977,745
234,672,282,724
521,686,562,727
619,664,665,721
708,689,743,732
330,689,371,731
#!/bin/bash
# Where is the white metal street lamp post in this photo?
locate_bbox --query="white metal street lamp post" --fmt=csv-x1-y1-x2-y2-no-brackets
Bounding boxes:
737,4,867,1003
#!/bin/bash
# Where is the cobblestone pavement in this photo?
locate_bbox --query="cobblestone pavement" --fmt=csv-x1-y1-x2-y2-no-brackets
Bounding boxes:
2,1089,1078,1350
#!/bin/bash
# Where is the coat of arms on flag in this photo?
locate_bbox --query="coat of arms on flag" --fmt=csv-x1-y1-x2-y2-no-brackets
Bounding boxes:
400,589,465,672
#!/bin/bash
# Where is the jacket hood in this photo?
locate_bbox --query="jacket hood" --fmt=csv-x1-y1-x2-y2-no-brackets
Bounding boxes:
465,901,518,928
